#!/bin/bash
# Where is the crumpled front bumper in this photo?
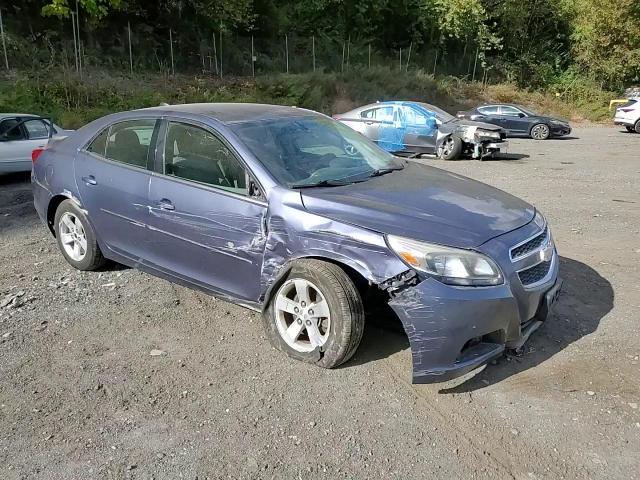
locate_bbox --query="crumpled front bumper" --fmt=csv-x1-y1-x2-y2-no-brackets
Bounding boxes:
388,259,561,384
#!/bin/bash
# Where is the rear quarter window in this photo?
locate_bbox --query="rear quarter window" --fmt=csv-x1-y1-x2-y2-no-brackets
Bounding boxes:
87,129,109,156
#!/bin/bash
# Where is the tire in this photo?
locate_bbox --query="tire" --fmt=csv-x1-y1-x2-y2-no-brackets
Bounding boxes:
438,136,463,160
634,120,640,134
54,199,106,271
263,259,365,369
625,125,635,133
530,123,550,140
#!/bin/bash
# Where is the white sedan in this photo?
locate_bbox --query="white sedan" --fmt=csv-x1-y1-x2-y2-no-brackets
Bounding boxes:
0,114,72,174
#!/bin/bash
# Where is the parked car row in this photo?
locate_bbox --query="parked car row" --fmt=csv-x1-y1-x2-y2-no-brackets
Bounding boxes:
614,97,640,133
333,101,573,161
27,102,562,384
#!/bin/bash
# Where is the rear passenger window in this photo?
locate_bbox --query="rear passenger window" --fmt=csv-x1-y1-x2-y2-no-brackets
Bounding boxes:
164,122,248,196
23,119,50,139
104,120,156,168
87,129,109,156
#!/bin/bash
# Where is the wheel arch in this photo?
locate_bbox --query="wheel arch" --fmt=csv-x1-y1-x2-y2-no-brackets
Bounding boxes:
260,254,373,312
46,192,84,236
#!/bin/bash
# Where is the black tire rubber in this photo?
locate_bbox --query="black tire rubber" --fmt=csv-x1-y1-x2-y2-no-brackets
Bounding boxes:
634,120,640,134
625,125,635,133
530,123,550,140
439,136,463,160
263,259,365,369
54,199,107,271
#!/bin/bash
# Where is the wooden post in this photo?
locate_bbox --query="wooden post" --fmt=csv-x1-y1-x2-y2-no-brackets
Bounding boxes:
71,12,78,72
406,41,412,72
251,35,255,77
433,48,438,76
472,46,479,82
127,21,133,74
212,31,218,76
346,35,350,71
169,29,175,75
285,34,289,73
0,9,9,70
312,35,316,72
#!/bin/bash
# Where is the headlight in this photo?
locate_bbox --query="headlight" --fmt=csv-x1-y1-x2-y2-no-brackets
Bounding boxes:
476,130,501,140
533,210,545,229
387,235,503,287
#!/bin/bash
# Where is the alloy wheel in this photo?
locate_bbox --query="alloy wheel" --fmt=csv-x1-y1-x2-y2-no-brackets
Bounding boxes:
531,124,550,140
274,278,331,352
58,212,88,262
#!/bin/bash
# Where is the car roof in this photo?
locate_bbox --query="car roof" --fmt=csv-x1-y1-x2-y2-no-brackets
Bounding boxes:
139,103,317,125
0,113,41,120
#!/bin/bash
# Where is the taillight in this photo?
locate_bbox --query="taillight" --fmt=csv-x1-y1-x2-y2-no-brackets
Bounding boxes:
32,147,45,162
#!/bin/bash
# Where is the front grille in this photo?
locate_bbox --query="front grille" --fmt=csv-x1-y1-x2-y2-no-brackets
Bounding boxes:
518,260,552,286
511,227,547,260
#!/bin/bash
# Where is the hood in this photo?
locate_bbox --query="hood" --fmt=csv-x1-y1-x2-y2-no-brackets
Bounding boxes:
300,162,534,249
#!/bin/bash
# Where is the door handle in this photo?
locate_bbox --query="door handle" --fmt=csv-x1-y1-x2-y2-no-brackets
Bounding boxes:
156,199,175,211
365,121,375,125
81,175,97,186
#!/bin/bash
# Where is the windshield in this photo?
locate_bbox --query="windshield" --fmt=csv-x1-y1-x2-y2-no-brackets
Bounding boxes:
230,115,404,188
415,102,455,123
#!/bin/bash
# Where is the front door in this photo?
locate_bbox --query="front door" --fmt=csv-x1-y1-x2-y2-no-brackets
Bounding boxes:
498,106,530,134
75,118,159,262
400,105,438,153
145,120,267,302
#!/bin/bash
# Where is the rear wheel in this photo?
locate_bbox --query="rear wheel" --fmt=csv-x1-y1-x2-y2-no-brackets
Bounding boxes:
54,200,106,271
438,136,463,160
263,259,364,369
625,125,635,133
634,120,640,134
530,123,550,140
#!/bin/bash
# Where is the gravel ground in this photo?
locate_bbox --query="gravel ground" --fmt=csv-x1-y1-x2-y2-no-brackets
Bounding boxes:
0,126,638,480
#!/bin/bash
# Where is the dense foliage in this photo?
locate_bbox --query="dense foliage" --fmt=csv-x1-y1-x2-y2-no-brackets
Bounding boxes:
2,1,639,90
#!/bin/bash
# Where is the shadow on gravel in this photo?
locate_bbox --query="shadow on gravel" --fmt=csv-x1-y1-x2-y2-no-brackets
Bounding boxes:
0,172,38,234
485,153,530,161
440,256,613,394
343,303,410,368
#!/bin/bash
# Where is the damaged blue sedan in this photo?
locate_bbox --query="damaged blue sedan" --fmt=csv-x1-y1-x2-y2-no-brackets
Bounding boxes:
32,103,561,383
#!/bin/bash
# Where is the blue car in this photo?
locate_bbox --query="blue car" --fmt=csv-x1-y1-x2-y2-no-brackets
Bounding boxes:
32,103,561,383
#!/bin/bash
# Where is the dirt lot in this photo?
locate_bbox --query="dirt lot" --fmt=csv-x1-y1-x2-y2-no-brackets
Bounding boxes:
1,126,638,480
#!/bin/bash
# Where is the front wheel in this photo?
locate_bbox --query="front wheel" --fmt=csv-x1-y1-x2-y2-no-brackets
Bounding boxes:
625,125,635,133
438,136,463,160
263,259,365,369
634,120,640,134
530,123,550,140
54,199,106,271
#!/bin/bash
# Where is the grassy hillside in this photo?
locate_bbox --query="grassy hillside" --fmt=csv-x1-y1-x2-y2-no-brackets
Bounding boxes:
0,68,616,129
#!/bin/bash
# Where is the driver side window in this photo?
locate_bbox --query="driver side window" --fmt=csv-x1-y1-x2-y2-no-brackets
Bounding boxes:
499,106,522,116
164,122,248,196
0,118,25,141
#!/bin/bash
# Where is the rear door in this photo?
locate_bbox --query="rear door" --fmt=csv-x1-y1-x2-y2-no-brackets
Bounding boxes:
474,106,501,127
75,118,159,262
0,117,49,173
145,119,267,302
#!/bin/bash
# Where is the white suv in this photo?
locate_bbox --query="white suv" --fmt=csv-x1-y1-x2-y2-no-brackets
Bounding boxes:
614,98,640,133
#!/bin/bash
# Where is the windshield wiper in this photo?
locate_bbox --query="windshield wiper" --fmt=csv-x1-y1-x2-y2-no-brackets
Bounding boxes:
290,179,354,189
368,166,404,178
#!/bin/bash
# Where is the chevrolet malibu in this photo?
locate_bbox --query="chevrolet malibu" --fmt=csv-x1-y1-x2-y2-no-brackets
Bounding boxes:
32,103,562,383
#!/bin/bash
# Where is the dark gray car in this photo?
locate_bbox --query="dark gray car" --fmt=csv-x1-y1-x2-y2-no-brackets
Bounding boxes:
457,104,572,140
32,103,561,383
